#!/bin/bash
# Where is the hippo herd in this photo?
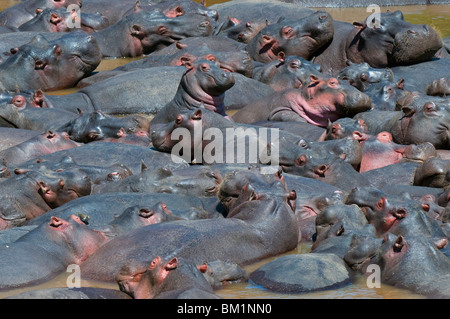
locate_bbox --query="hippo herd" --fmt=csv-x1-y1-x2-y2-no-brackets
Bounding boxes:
0,0,448,300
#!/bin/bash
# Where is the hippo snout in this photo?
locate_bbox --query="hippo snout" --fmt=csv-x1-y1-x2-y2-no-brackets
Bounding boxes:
344,90,372,114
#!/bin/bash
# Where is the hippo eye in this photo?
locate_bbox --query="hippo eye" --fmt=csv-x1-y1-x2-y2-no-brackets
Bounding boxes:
360,73,369,81
175,115,183,125
281,26,293,38
290,60,301,69
375,197,386,210
200,63,210,72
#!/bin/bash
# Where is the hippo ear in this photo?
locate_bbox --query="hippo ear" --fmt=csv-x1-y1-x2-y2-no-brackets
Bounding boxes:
133,0,142,14
35,8,44,15
140,160,148,172
165,257,178,271
396,78,405,90
131,24,145,38
179,55,195,67
393,236,405,253
50,13,62,25
53,45,62,57
192,109,203,120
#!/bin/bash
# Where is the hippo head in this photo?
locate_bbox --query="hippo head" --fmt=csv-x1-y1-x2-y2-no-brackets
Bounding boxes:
375,233,449,286
394,95,450,149
257,55,323,91
116,256,179,299
325,117,369,140
20,7,109,33
215,16,268,43
153,166,222,198
354,10,442,68
218,168,296,215
337,61,394,92
45,214,107,264
36,167,92,209
293,75,372,126
103,203,178,237
246,11,333,63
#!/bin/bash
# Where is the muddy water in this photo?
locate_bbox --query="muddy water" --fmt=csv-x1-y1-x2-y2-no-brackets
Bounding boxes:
0,0,447,299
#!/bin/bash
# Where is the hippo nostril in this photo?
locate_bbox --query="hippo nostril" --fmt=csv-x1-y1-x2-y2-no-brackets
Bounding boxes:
408,30,417,35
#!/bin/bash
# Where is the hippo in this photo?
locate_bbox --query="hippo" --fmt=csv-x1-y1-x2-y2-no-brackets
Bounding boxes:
354,95,450,149
151,108,300,167
26,192,222,230
0,31,101,91
213,15,268,44
116,256,220,299
336,61,394,92
359,131,437,173
95,204,183,238
323,117,369,141
18,7,110,33
13,155,133,186
345,187,447,240
280,147,372,192
245,11,334,63
92,165,223,198
0,102,79,132
232,74,372,127
391,59,450,94
123,0,219,23
0,164,94,229
79,170,299,283
313,11,443,75
111,36,254,78
42,63,272,117
350,233,450,298
151,59,236,124
56,110,150,143
17,141,189,175
312,203,369,249
0,214,107,291
201,259,248,289
90,10,213,58
0,130,81,166
252,55,323,91
0,127,41,152
210,0,315,25
363,79,407,111
0,0,82,28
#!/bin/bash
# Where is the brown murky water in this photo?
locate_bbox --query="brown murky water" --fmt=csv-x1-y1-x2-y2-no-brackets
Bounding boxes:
0,0,447,299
